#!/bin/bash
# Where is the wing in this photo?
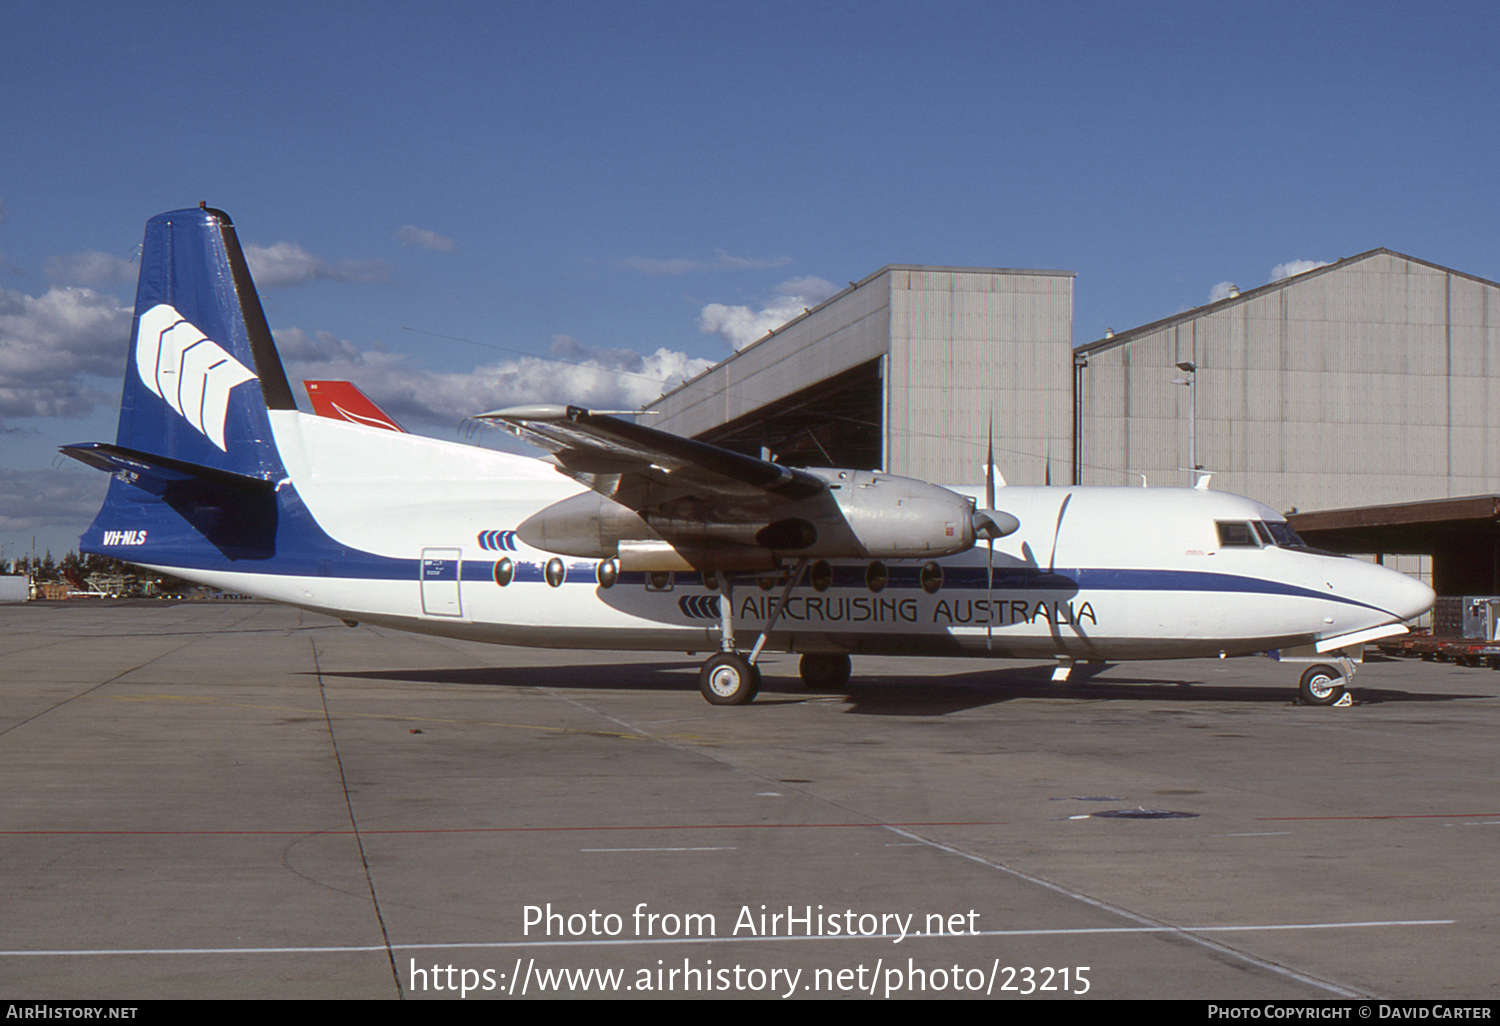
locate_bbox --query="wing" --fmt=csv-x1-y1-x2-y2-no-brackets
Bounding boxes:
473,404,827,510
475,404,984,571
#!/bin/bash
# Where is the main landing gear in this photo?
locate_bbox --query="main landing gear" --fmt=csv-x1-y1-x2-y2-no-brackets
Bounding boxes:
697,561,833,706
699,652,761,705
700,649,852,704
798,653,851,691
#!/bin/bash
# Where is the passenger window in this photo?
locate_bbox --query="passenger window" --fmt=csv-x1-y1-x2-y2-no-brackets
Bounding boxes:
810,560,833,592
1216,521,1260,547
920,561,943,595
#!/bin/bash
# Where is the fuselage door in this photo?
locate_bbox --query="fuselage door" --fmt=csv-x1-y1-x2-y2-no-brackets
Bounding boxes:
420,547,463,617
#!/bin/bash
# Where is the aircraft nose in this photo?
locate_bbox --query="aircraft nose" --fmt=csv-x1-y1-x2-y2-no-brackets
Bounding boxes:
1354,560,1435,622
1385,568,1436,622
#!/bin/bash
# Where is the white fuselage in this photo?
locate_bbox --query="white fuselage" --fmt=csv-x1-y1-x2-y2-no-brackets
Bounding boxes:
145,411,1433,662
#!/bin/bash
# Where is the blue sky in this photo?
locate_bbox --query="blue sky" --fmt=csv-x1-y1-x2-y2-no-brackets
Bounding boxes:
1,0,1496,561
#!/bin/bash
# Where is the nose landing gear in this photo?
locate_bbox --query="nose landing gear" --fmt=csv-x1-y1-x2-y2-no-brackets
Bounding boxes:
1297,659,1354,706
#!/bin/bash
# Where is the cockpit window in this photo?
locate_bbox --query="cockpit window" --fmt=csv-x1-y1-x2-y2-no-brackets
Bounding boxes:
1259,519,1346,556
1262,520,1304,547
1216,518,1334,552
1216,521,1260,547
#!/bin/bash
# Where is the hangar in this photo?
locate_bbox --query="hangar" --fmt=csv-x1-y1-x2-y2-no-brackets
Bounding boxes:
1075,250,1500,510
647,249,1500,597
650,264,1075,487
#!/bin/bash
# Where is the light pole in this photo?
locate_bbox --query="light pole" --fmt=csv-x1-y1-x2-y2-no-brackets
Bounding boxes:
1170,360,1199,484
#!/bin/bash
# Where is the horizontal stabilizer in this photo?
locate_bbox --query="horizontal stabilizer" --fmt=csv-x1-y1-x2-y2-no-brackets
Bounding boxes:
61,442,274,495
62,442,277,559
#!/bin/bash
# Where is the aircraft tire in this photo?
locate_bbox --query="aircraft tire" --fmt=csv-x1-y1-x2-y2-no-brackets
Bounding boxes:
799,653,851,691
700,653,760,705
1298,664,1345,706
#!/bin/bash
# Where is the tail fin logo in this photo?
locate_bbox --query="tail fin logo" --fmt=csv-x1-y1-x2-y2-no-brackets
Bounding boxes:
135,303,257,451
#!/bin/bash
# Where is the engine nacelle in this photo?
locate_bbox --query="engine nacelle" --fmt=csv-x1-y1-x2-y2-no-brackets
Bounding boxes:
515,490,658,558
515,468,983,566
820,469,976,557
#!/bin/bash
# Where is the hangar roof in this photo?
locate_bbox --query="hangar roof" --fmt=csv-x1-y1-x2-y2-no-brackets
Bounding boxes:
1290,495,1500,595
1289,494,1500,554
1076,248,1500,356
653,262,1074,409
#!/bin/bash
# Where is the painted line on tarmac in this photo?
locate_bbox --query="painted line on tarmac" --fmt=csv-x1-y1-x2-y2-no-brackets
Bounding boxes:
2,919,1454,959
578,846,738,852
883,824,1387,998
1259,812,1500,820
0,820,1008,836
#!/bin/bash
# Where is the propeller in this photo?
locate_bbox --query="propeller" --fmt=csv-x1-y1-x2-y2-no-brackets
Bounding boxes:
973,417,1021,648
986,420,994,648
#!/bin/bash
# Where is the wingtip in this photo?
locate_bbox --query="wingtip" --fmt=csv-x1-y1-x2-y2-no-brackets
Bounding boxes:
473,404,574,421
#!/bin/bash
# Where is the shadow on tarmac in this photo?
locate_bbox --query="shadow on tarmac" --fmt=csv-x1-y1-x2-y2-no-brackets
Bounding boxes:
310,657,1492,716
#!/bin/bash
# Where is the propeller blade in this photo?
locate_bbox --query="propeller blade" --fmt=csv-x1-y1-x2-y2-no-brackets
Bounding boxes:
985,417,995,511
986,533,994,649
1047,493,1072,573
985,414,999,650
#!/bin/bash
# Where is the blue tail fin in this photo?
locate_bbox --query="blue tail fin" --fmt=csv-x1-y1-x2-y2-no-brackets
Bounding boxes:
112,205,296,475
65,206,298,563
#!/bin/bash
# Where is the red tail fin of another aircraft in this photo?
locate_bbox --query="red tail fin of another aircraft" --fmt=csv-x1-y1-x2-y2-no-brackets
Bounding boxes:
303,380,405,432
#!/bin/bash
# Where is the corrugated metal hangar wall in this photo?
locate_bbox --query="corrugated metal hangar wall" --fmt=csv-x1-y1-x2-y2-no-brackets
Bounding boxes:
648,248,1499,590
1076,250,1500,514
649,265,1076,487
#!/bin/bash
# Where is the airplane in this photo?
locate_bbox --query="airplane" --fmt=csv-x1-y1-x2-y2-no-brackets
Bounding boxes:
304,379,406,432
62,206,1434,707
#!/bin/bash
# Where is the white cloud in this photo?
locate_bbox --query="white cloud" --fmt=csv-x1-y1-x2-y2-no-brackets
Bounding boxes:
774,276,837,298
395,225,456,252
1205,259,1333,304
1271,258,1331,282
616,256,699,275
244,242,390,288
472,338,715,412
697,276,839,350
0,285,132,420
278,328,714,429
616,250,794,275
44,250,137,286
1207,281,1238,303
